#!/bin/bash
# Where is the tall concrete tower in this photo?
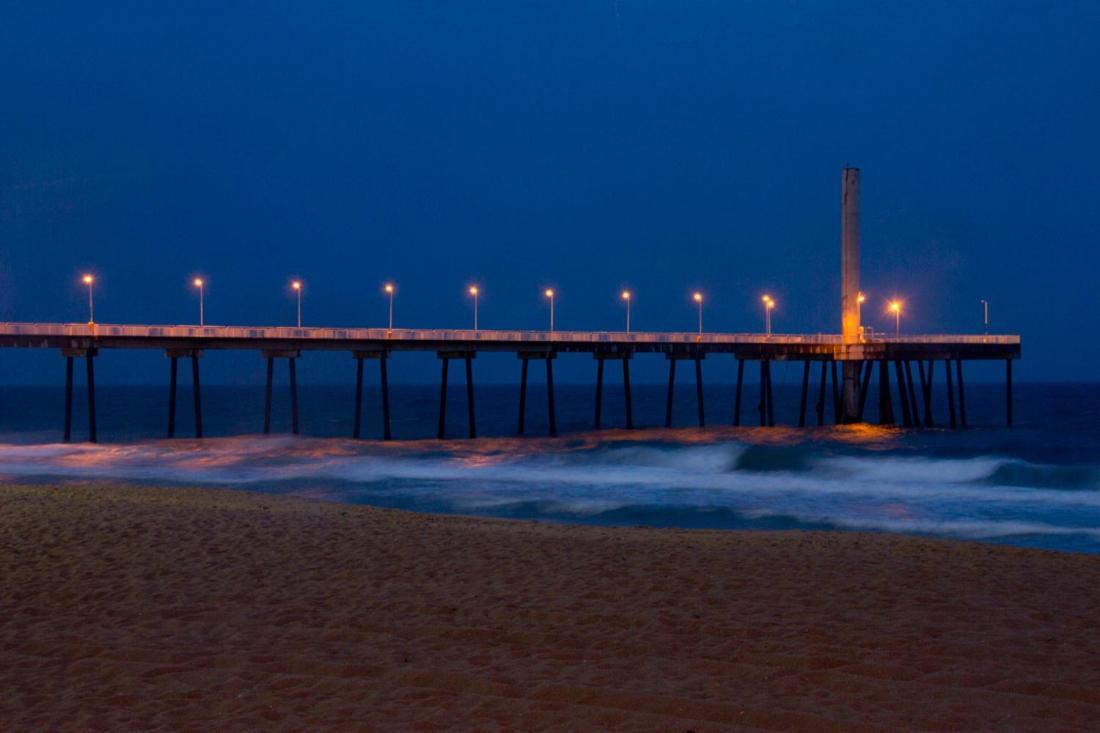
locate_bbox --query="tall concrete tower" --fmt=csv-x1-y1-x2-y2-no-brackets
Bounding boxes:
840,167,861,421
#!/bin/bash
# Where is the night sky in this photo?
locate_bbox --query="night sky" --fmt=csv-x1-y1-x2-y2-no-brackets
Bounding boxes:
1,2,1097,384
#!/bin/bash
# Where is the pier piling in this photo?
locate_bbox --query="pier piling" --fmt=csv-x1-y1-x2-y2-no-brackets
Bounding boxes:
545,356,556,436
956,359,968,428
263,356,274,434
380,355,392,440
466,355,477,439
353,357,363,439
798,360,810,427
665,358,677,428
694,357,705,428
63,355,73,443
878,360,894,426
288,357,299,435
945,358,957,428
622,357,633,430
191,354,203,438
733,358,745,426
594,357,604,429
517,357,528,435
894,360,913,427
167,356,178,438
857,360,872,421
816,361,827,426
86,350,97,443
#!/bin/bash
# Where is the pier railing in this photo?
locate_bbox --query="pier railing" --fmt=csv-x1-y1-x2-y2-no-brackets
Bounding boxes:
0,322,1021,346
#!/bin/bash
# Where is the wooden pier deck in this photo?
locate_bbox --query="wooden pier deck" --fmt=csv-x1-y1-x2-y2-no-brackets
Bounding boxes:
0,322,1020,441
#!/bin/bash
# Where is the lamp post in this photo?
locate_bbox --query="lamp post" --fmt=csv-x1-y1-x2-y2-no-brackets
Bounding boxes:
193,278,205,326
621,290,631,333
545,289,555,333
692,292,703,335
857,292,866,334
761,294,775,336
291,280,302,327
469,286,479,330
82,274,95,324
981,299,989,335
889,300,902,337
384,283,395,329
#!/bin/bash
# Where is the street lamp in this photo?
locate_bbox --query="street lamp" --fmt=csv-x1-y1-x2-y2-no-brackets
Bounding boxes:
692,292,703,335
981,299,989,335
384,283,395,329
291,280,302,327
761,294,775,336
469,285,480,330
545,288,555,332
193,278,205,326
621,290,631,333
82,274,95,324
889,300,902,337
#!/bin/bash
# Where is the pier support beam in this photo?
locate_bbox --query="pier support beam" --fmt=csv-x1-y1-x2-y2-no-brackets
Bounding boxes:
830,361,840,425
695,357,705,428
63,355,74,443
62,348,98,443
289,357,299,435
945,358,957,428
1006,359,1014,427
351,351,391,440
61,349,99,442
166,349,203,438
86,351,96,443
798,360,810,427
516,351,556,436
857,360,873,421
894,360,913,427
956,359,968,428
918,360,934,427
878,360,894,426
438,351,477,439
593,352,633,430
816,361,827,426
261,350,301,435
904,361,919,427
733,358,745,426
665,358,677,428
666,353,706,428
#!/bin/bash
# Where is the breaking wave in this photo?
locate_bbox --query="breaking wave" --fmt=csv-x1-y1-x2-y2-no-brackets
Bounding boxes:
1,433,1099,553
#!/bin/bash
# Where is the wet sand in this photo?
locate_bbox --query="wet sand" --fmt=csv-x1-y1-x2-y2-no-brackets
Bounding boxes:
2,483,1099,731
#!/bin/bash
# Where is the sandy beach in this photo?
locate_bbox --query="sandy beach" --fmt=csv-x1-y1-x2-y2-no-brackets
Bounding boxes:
1,483,1098,731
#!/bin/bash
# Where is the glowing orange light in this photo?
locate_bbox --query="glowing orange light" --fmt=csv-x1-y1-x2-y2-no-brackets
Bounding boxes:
621,290,631,300
545,289,554,298
857,292,866,304
193,278,204,288
693,292,703,303
82,274,93,284
762,294,775,308
291,280,301,291
469,286,479,296
889,300,901,313
384,283,394,294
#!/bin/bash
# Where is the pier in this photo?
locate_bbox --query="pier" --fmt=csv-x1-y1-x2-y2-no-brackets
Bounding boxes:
0,322,1019,442
0,168,1022,442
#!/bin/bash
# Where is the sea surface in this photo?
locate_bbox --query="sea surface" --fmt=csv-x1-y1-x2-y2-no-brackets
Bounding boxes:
1,382,1099,554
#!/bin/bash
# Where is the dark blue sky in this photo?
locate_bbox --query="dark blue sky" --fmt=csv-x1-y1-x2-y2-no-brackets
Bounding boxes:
1,2,1098,384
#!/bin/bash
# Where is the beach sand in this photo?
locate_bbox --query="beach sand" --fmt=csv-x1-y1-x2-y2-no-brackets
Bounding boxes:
2,483,1099,731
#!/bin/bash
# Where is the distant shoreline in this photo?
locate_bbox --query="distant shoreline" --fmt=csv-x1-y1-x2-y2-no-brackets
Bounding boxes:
3,482,1098,729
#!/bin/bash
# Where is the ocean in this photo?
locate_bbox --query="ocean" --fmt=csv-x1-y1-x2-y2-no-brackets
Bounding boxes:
1,382,1098,554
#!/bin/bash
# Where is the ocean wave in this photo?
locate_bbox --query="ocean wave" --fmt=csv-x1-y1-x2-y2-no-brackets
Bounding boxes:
1,436,1099,551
